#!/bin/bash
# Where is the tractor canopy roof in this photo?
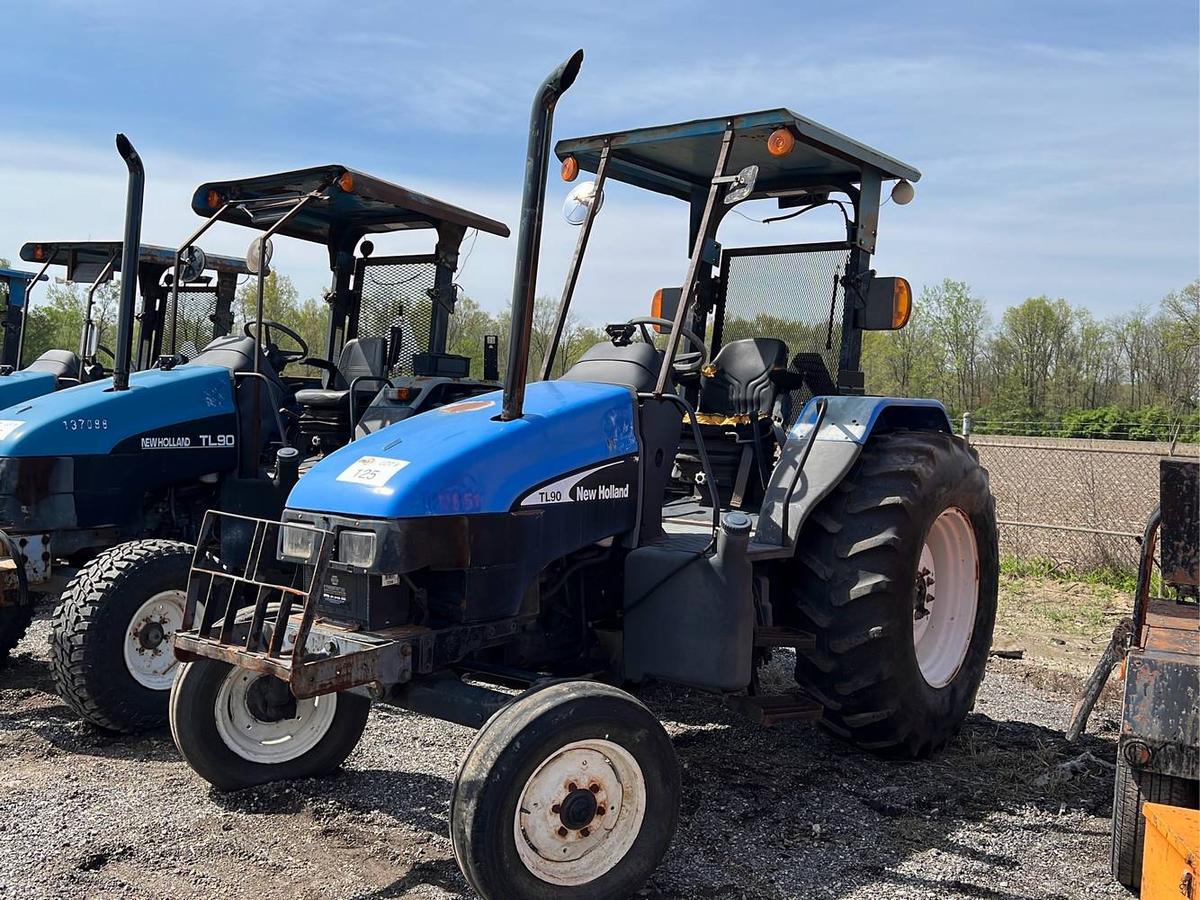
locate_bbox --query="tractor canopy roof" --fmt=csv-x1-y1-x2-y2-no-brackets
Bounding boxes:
0,267,47,284
555,109,920,201
19,241,250,278
191,165,510,246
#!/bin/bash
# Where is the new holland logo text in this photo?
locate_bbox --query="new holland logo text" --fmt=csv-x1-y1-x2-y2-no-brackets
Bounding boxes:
140,434,235,450
574,483,629,501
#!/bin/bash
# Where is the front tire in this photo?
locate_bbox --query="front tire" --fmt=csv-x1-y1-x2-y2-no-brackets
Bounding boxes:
790,431,999,757
169,656,371,792
50,540,194,732
451,681,680,900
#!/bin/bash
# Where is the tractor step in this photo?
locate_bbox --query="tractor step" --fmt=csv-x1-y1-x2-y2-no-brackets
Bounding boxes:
753,626,816,650
727,691,824,726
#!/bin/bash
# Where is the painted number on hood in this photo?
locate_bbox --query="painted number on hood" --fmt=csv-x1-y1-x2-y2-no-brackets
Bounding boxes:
336,456,410,486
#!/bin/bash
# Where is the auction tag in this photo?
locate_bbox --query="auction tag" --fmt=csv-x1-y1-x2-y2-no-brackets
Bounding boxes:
0,420,22,440
336,455,409,486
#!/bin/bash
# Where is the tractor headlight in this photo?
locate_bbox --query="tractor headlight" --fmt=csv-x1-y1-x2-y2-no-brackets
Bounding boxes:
338,530,377,569
279,523,321,563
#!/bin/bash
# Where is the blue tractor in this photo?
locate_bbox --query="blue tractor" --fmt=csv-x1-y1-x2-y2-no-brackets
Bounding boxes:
0,265,47,372
1,240,248,408
0,139,509,734
168,51,999,899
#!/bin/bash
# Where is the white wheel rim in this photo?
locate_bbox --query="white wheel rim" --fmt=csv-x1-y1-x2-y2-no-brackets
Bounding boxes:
123,590,186,690
912,507,979,688
513,738,647,886
213,669,337,765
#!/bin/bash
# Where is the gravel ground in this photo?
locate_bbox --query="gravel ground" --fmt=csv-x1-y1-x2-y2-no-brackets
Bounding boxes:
1,610,1127,900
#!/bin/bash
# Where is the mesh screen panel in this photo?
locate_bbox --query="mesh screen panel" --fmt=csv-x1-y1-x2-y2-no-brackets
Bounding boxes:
165,288,218,359
357,259,436,376
717,244,850,424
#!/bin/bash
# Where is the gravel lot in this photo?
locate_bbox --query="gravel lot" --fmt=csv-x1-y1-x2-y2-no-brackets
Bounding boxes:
1,606,1126,900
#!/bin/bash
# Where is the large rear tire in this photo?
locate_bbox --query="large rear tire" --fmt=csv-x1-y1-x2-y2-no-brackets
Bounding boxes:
170,656,371,792
451,681,680,900
1111,757,1199,890
50,540,194,732
790,431,999,757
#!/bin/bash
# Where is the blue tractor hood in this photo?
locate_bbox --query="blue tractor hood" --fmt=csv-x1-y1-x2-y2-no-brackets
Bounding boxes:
286,380,639,519
0,364,236,457
0,371,58,409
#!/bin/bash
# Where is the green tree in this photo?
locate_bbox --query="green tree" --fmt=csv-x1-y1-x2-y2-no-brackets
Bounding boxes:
924,279,990,414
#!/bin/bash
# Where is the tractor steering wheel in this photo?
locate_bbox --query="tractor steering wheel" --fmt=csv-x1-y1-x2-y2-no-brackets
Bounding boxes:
243,320,309,370
623,316,709,377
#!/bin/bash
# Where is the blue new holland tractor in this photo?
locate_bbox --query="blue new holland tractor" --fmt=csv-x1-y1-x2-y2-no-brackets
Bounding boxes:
0,265,47,373
0,138,510,735
168,51,999,899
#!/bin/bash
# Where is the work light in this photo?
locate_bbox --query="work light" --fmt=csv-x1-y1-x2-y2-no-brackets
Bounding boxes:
339,530,377,569
279,523,321,563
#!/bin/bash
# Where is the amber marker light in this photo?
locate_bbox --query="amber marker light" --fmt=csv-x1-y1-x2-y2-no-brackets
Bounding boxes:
338,172,355,192
767,128,796,157
561,155,579,182
32,244,45,261
206,190,222,210
892,277,913,329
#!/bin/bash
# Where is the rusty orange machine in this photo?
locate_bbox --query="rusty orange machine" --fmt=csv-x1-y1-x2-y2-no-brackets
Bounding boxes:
1070,458,1199,893
1140,802,1198,900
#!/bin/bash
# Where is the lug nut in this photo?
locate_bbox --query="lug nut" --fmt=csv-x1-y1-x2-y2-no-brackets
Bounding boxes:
589,784,600,793
596,806,606,816
551,804,561,814
568,782,577,791
580,827,590,837
557,826,568,837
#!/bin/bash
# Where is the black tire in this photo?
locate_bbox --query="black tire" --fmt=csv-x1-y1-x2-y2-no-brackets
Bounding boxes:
1111,757,1199,890
50,540,195,733
451,681,680,900
169,656,371,792
0,601,35,665
790,431,999,757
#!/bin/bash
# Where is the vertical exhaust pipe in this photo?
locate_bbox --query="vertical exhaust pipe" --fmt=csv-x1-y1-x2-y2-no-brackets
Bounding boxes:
112,133,144,391
500,49,584,421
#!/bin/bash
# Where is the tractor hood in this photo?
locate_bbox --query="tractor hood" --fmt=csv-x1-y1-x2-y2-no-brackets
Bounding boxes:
0,365,236,457
0,371,57,409
286,380,639,519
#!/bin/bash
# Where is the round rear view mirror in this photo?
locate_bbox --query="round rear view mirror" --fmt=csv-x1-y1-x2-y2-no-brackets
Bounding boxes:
179,245,207,282
246,236,273,275
563,180,604,226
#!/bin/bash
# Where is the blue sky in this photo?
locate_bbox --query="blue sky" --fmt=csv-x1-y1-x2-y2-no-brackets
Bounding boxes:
2,0,1197,325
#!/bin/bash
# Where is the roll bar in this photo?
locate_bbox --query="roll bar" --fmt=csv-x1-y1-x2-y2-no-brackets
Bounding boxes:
112,134,145,391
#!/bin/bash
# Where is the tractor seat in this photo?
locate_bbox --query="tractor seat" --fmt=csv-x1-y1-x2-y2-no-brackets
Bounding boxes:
697,338,789,420
559,341,664,393
294,337,388,410
25,349,80,386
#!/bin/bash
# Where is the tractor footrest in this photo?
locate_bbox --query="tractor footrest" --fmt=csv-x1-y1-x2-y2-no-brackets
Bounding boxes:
728,691,823,726
753,626,816,650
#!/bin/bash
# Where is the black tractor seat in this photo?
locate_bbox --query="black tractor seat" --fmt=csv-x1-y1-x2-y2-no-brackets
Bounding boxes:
295,337,388,451
192,335,293,450
674,337,790,509
25,349,81,386
559,340,665,393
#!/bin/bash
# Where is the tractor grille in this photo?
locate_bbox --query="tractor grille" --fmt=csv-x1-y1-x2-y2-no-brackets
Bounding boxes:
356,257,437,376
716,243,850,425
164,287,219,359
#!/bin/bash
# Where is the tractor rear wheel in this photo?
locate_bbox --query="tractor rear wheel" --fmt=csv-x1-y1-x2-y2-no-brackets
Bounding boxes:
50,540,194,732
1111,757,1199,890
789,430,999,757
451,681,680,900
170,656,371,792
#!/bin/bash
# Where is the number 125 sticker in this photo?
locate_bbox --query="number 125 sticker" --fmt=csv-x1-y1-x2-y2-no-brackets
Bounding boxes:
336,455,410,486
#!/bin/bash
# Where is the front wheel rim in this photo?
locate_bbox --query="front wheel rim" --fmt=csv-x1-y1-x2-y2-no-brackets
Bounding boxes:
123,590,186,690
912,507,979,688
213,669,337,764
513,738,647,886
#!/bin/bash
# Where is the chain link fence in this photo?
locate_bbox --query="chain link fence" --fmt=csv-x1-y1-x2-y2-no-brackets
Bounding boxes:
966,421,1200,573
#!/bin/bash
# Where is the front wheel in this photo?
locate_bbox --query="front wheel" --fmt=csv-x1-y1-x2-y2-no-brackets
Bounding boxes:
169,656,371,792
450,681,680,900
790,430,999,757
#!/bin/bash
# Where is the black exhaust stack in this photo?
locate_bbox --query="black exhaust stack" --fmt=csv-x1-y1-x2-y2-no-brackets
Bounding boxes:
500,49,584,421
112,133,144,392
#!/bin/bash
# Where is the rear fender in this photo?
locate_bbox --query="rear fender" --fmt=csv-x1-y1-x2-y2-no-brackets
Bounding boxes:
755,396,952,551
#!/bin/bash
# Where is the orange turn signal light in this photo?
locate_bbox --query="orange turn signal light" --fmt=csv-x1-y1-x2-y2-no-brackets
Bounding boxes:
338,172,355,193
206,190,223,210
31,244,45,261
561,155,579,182
650,288,666,333
892,277,912,329
767,128,796,157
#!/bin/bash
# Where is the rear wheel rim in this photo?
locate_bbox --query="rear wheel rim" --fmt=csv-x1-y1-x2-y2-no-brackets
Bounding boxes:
123,590,186,690
213,669,337,764
513,738,647,886
912,507,979,688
